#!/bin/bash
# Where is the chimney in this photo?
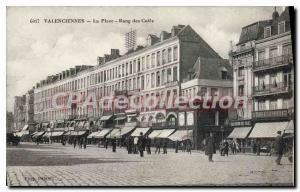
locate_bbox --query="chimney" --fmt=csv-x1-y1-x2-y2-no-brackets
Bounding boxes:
111,49,120,56
97,56,105,65
160,31,170,41
272,7,279,20
171,25,185,36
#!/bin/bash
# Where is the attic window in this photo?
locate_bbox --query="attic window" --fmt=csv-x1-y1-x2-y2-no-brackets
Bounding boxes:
278,21,285,34
264,26,271,38
221,68,228,80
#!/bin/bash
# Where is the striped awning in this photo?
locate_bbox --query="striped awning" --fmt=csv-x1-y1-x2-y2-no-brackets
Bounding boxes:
284,120,294,134
106,129,121,138
100,115,112,121
248,122,289,138
148,130,163,139
69,131,86,136
87,131,100,138
94,129,111,138
131,128,150,137
114,126,136,138
114,116,127,121
227,127,252,139
51,132,64,137
168,130,193,141
32,131,45,138
15,130,29,137
156,129,175,138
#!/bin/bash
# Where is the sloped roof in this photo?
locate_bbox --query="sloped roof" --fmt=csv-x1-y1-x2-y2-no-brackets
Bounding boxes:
189,57,233,81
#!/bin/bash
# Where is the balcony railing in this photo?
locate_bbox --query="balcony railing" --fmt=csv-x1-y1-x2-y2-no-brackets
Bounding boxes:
252,109,289,120
253,55,292,71
152,121,177,128
253,82,291,96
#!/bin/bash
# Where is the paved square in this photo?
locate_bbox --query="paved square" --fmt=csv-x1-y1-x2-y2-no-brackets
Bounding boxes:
7,143,294,186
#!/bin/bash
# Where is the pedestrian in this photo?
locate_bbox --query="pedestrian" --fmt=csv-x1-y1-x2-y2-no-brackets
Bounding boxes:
253,141,257,154
105,138,108,149
73,138,77,149
205,132,215,162
274,131,284,165
112,137,117,152
155,139,161,154
175,140,179,153
163,139,168,154
134,136,138,154
83,137,87,149
129,136,134,154
137,132,146,157
186,140,192,154
145,136,151,154
223,139,229,157
256,139,261,156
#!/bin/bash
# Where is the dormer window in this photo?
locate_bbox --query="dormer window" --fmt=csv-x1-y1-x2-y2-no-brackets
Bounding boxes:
264,26,271,38
278,21,285,34
221,67,228,80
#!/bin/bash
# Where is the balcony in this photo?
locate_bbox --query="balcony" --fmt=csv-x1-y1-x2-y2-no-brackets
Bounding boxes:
253,82,291,97
152,121,177,129
252,109,290,121
253,55,293,72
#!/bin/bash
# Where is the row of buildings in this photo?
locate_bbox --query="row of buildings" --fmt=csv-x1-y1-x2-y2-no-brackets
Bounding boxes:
12,7,294,150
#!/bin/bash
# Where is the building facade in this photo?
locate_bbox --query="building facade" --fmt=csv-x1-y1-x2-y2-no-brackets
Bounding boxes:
13,95,26,130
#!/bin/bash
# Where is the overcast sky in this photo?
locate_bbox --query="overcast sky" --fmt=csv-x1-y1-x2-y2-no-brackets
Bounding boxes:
6,6,284,112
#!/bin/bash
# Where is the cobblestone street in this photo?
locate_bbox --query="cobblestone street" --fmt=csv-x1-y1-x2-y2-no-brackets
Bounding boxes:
6,143,294,186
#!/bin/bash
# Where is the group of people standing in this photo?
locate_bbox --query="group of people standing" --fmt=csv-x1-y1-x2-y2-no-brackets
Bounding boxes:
72,136,87,149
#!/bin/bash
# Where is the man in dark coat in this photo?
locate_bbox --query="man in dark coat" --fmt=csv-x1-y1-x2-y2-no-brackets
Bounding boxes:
137,132,146,157
111,137,117,152
145,136,151,154
163,139,168,154
274,131,284,165
205,132,215,162
155,139,161,154
223,140,229,156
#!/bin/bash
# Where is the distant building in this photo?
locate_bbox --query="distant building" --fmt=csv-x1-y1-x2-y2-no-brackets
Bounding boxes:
13,95,26,131
6,111,14,133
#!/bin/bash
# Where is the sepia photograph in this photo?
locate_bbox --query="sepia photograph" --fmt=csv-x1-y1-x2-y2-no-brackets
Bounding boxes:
6,6,295,187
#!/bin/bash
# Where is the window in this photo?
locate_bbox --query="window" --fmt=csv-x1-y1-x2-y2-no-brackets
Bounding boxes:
278,21,285,34
211,88,218,97
141,76,144,90
156,51,161,66
238,66,245,77
173,46,178,61
167,48,172,63
146,74,150,89
258,51,265,62
198,87,207,97
283,72,292,88
137,59,141,72
173,66,178,81
146,55,150,69
151,53,155,68
133,60,136,73
122,64,125,77
269,48,277,59
282,44,292,56
238,85,244,96
270,74,277,87
151,73,155,88
133,78,136,90
161,69,165,85
142,57,145,71
270,100,277,110
156,71,160,87
162,49,167,64
167,68,172,82
221,70,228,80
283,99,290,109
264,26,271,38
137,77,140,89
258,75,265,90
258,100,266,111
129,62,132,74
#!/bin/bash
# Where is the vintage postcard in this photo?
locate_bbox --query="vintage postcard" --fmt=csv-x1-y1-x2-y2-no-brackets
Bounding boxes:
6,6,295,186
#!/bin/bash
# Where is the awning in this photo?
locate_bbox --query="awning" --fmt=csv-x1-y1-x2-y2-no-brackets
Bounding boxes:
33,131,45,138
69,131,86,136
114,126,136,138
100,115,112,121
114,116,127,121
227,127,252,139
284,120,294,134
156,129,175,138
106,129,121,138
77,121,86,129
148,130,163,139
94,129,111,138
168,130,193,141
15,130,29,137
51,132,64,137
31,131,38,136
43,132,51,137
21,125,29,131
131,128,151,137
87,131,101,139
248,122,289,138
